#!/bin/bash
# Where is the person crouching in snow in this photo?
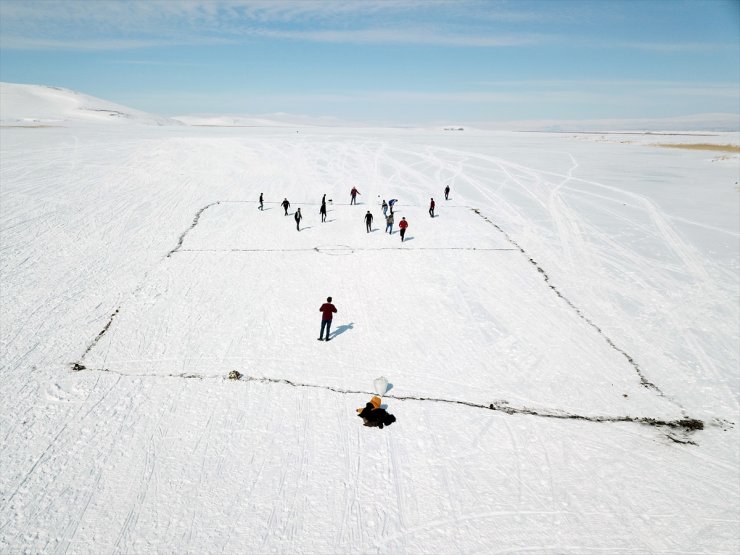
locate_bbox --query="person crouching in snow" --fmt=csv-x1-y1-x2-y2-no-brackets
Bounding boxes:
357,396,396,429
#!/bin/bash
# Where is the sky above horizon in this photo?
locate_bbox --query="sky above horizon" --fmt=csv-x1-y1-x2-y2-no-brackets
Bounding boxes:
0,0,738,124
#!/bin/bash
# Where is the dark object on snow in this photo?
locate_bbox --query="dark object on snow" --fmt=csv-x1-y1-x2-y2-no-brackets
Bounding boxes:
71,362,86,372
319,297,337,341
228,370,242,380
358,401,396,429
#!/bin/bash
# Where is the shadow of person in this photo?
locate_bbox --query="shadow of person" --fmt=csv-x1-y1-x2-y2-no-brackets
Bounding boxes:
331,322,355,339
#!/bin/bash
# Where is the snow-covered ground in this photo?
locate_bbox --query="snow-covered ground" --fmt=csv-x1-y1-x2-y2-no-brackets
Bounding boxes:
1,85,739,553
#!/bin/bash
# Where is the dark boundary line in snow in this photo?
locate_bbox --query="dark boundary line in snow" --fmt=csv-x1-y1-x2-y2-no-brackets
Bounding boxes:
68,365,704,435
468,207,684,410
177,247,519,253
75,201,685,419
166,201,222,257
75,308,120,366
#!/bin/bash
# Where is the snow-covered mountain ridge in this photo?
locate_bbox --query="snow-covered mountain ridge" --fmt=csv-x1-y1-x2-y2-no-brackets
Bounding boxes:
0,82,180,126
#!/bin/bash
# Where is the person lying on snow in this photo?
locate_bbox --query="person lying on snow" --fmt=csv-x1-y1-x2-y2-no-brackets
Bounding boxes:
357,396,396,429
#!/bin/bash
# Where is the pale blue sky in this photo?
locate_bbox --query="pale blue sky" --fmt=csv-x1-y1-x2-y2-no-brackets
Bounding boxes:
0,0,738,123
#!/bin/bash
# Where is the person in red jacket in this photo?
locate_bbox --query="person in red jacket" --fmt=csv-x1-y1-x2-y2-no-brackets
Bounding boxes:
399,217,408,241
350,186,360,205
318,296,337,341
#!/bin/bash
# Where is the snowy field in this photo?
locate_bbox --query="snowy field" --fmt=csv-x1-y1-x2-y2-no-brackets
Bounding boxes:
1,85,739,553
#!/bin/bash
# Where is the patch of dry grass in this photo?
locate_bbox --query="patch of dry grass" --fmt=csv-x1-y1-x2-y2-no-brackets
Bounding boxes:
656,143,740,153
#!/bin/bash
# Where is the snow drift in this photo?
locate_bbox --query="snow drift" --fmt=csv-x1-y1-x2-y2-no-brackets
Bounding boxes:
0,82,180,126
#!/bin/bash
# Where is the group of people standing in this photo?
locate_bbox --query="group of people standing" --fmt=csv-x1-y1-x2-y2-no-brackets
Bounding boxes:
258,184,451,240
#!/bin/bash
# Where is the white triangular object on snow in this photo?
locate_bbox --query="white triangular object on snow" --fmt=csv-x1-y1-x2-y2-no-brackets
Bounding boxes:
373,376,389,396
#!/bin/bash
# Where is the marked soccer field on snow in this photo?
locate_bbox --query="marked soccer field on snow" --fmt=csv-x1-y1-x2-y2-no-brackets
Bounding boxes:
84,202,681,419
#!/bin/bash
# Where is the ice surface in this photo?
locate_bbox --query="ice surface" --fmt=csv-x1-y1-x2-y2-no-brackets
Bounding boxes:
1,85,738,553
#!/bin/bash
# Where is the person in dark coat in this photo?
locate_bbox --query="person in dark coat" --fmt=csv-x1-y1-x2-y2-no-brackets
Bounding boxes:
294,207,302,230
282,198,290,215
259,193,264,211
429,198,435,218
357,396,396,429
350,187,360,205
399,217,408,241
364,211,373,232
385,213,393,234
320,195,327,222
381,200,388,216
318,297,337,341
444,185,450,200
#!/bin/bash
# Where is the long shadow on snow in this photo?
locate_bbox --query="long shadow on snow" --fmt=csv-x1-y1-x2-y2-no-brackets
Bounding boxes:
331,322,354,339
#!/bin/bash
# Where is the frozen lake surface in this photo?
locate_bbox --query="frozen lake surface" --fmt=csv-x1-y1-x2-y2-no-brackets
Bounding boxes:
1,107,738,553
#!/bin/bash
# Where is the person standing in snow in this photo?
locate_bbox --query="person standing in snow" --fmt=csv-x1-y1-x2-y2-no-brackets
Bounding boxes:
381,200,388,216
385,213,394,234
444,185,450,200
399,217,408,241
259,192,264,211
365,211,373,232
318,296,337,341
388,198,397,215
429,198,435,218
294,207,302,231
350,186,360,205
319,199,327,222
282,198,290,216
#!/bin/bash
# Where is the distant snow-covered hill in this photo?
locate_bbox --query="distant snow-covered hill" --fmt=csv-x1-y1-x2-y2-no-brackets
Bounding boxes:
173,112,351,128
0,82,180,126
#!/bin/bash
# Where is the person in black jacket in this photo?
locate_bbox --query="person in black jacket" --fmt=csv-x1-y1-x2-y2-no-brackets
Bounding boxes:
282,198,290,215
357,397,396,429
259,192,264,211
320,197,327,222
364,211,373,232
294,207,302,230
